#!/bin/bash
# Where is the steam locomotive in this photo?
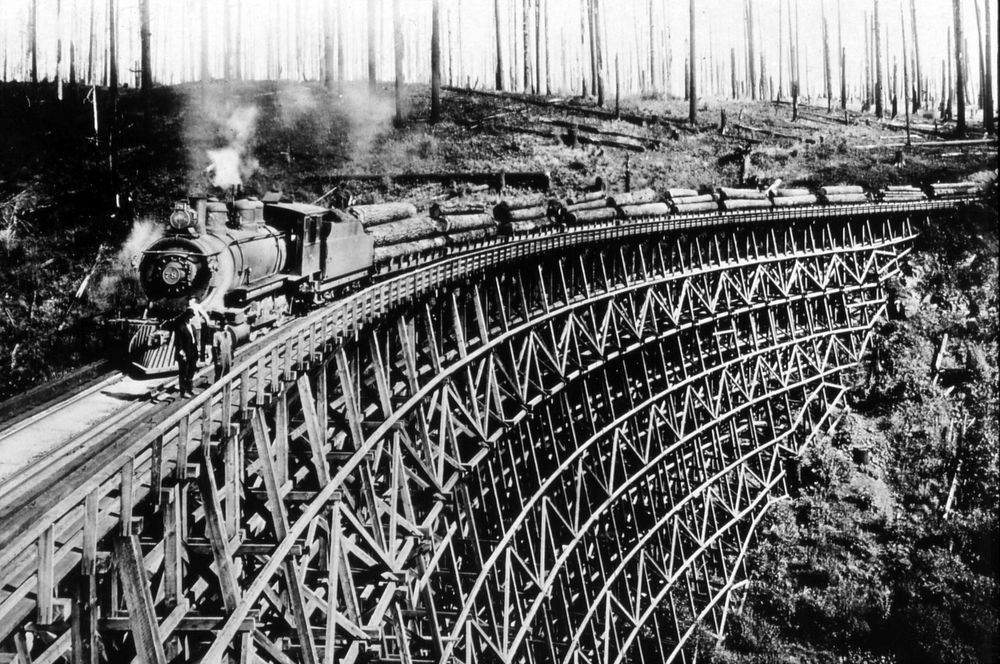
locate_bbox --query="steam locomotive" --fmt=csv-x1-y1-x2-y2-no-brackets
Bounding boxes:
125,193,373,373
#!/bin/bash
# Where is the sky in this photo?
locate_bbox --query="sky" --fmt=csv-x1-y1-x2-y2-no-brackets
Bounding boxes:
0,0,996,102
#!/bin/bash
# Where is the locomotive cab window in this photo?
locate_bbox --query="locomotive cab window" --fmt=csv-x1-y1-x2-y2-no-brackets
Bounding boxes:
305,217,318,244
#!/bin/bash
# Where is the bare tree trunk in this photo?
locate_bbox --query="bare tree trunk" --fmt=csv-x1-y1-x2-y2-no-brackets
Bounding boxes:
789,0,798,120
974,0,985,112
953,0,966,131
874,0,883,118
30,0,38,88
544,0,551,94
688,0,696,124
985,0,995,134
839,0,846,108
731,48,737,98
947,30,953,120
223,0,232,81
909,0,921,110
140,0,151,137
200,0,208,92
369,0,378,91
108,0,119,211
594,0,605,105
778,0,784,100
324,0,335,89
648,0,656,94
494,0,504,90
56,0,63,100
580,0,588,95
899,5,911,144
393,0,404,122
87,0,95,84
746,0,757,100
235,0,243,80
431,0,441,122
823,3,832,111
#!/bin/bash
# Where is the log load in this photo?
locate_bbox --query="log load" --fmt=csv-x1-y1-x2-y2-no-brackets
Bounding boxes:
566,189,607,205
563,199,609,212
607,188,660,207
437,213,495,234
373,236,447,263
772,194,820,207
879,185,927,202
717,187,769,200
823,193,870,204
670,193,718,205
672,202,721,214
500,219,558,234
721,198,773,210
770,188,812,197
565,207,618,224
493,195,551,222
618,202,671,218
447,227,497,245
819,185,865,196
348,202,419,227
429,200,487,220
666,188,699,199
929,182,984,199
368,216,442,247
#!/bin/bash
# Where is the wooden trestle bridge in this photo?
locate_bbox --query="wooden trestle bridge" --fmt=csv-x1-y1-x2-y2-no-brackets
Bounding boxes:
0,201,966,664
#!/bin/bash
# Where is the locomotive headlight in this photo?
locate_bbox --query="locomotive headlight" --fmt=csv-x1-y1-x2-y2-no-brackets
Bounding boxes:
168,204,195,230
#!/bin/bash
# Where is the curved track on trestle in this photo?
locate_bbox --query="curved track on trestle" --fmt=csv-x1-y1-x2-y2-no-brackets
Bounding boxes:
0,200,972,664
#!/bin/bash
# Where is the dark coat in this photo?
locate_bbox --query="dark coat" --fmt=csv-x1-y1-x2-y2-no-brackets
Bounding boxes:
173,317,198,362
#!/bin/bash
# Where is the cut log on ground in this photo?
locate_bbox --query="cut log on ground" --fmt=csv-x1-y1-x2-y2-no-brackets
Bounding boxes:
367,216,441,246
576,134,646,152
618,202,671,218
439,213,495,233
349,202,419,227
607,188,659,206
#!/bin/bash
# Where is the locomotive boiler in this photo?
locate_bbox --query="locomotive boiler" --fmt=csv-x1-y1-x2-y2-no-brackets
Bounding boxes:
125,194,374,374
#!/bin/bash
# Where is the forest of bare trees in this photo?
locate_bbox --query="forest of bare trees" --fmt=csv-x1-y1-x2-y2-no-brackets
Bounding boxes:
0,0,996,133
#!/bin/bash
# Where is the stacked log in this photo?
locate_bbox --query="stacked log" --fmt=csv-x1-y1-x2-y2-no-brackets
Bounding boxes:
928,182,984,199
667,189,720,214
770,188,819,207
495,194,555,234
717,187,773,211
348,202,419,228
618,202,671,218
819,185,869,205
429,200,487,220
606,188,659,207
373,236,447,263
879,185,927,202
438,212,497,245
368,216,442,247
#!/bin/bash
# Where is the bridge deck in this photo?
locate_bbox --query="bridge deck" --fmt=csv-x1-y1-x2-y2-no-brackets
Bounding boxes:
0,199,975,664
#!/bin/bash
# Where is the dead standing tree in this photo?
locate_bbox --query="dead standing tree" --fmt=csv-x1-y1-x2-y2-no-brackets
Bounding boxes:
909,0,922,110
953,0,966,132
431,0,441,123
985,0,995,134
369,0,378,92
394,0,405,124
140,0,152,139
324,0,335,90
874,0,883,118
688,0,696,124
494,0,504,90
